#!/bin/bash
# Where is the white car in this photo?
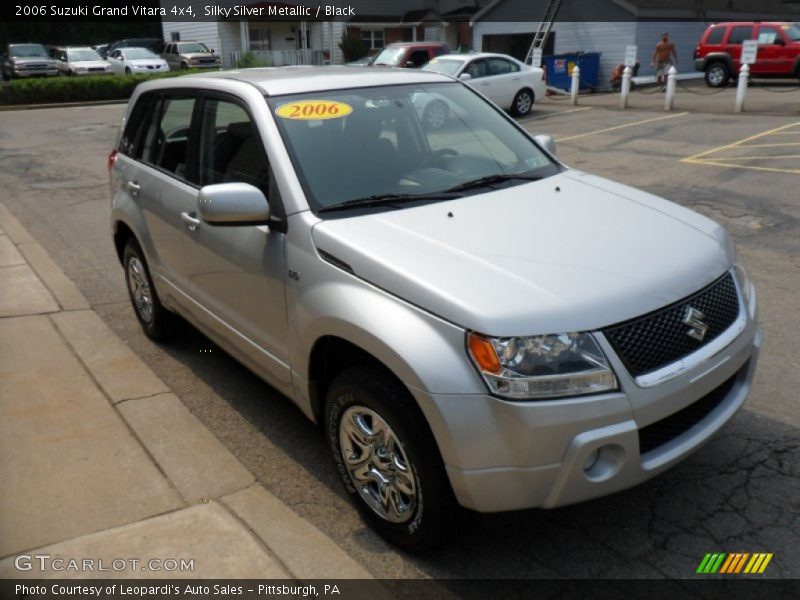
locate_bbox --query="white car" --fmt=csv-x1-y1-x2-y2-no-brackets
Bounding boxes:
422,52,546,120
53,47,112,76
106,47,170,76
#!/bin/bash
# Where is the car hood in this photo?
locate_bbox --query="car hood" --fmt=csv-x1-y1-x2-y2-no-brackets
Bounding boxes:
311,171,733,336
12,57,53,64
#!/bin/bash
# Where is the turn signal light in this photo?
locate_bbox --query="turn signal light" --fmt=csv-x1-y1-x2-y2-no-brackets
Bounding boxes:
468,333,501,375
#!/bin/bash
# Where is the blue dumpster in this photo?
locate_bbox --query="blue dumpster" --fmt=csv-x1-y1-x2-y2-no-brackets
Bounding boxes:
543,52,601,91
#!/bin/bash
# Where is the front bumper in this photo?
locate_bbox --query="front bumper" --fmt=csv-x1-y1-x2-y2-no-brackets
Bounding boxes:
12,68,58,77
413,279,761,513
693,58,705,72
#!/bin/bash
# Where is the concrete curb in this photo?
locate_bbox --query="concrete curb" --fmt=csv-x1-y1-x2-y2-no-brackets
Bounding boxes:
0,99,129,111
0,202,372,579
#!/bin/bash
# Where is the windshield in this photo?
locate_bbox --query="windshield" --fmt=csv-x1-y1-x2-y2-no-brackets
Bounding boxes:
68,49,102,61
124,48,158,59
179,42,210,53
268,83,559,213
10,44,48,58
783,23,800,41
422,58,464,77
372,47,406,66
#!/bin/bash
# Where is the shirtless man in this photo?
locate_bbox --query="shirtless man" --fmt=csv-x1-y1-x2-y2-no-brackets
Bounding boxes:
652,32,678,91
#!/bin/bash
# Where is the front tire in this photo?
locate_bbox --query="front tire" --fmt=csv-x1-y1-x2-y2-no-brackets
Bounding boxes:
511,89,534,117
125,67,132,76
325,367,456,551
123,239,172,340
704,62,730,87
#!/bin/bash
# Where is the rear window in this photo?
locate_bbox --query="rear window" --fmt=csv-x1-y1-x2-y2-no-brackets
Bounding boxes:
706,26,725,45
727,26,754,45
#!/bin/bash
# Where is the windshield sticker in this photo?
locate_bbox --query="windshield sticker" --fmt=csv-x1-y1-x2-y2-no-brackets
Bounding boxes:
275,100,353,120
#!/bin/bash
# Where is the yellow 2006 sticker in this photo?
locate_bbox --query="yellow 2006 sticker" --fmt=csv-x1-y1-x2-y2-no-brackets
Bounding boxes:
275,100,353,120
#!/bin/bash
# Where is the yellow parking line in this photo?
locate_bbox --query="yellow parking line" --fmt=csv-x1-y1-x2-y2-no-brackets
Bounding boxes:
692,154,800,160
557,112,689,142
518,106,592,122
682,159,800,175
738,142,800,148
682,120,800,161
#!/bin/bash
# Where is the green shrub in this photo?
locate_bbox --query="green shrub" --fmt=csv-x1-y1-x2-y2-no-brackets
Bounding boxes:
237,52,272,68
0,71,186,106
338,31,368,62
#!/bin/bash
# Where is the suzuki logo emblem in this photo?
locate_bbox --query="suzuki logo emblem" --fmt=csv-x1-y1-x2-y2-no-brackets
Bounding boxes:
683,306,709,342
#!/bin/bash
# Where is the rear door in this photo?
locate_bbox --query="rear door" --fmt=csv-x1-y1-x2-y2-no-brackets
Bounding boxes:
463,58,495,102
129,91,200,290
486,57,520,108
182,92,291,389
725,24,754,73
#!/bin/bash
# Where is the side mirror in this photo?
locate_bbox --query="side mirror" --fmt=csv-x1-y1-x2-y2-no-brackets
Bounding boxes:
773,38,785,46
458,73,472,81
533,134,556,155
198,182,270,225
405,60,415,68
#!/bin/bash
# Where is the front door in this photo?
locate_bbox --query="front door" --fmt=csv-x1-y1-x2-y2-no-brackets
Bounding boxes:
755,24,792,74
182,94,291,389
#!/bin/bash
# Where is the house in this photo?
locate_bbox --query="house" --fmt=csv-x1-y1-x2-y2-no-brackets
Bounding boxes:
470,0,800,87
160,0,487,67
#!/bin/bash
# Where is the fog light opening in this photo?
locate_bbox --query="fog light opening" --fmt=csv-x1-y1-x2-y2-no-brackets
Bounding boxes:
583,449,600,472
583,444,625,482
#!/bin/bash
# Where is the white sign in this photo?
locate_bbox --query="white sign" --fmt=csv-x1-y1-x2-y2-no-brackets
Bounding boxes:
624,45,637,67
531,47,543,68
741,40,758,65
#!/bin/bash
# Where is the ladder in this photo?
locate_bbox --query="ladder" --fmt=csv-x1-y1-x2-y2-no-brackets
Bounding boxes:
524,0,564,64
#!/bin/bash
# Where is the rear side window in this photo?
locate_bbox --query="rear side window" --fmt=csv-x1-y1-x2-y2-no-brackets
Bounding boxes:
408,50,430,68
119,94,155,156
197,97,269,194
488,58,519,75
706,26,725,45
727,26,754,44
141,95,196,181
758,26,782,44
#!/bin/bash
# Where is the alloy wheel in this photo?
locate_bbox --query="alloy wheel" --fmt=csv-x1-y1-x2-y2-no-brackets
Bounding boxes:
127,257,154,324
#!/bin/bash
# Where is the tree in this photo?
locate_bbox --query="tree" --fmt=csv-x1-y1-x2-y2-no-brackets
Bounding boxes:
338,30,367,62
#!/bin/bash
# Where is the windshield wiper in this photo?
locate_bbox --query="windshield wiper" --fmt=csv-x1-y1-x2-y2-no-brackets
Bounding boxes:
317,191,463,213
445,173,543,193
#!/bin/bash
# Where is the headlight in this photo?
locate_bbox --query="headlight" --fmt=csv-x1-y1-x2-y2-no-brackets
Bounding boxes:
468,332,618,400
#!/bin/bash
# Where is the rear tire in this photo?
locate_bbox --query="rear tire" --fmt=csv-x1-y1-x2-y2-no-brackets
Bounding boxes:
123,239,172,341
325,366,456,551
704,62,730,87
511,89,534,116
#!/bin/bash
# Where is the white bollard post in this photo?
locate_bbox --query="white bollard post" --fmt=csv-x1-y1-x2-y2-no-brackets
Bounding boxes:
664,65,677,111
570,65,580,105
735,63,749,113
620,65,632,109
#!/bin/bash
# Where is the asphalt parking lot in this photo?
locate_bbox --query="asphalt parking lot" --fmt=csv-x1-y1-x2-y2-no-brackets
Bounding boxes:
0,97,798,582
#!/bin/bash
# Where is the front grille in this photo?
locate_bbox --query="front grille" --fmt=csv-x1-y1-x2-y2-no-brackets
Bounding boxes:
26,63,48,70
638,367,741,455
197,58,215,64
88,67,105,72
603,272,739,377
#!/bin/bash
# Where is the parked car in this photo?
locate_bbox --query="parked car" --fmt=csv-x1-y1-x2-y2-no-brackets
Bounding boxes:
103,38,164,58
110,67,760,551
421,52,546,119
161,41,221,70
370,42,450,69
106,47,170,76
694,21,800,87
346,55,375,67
52,47,112,76
92,43,111,58
1,43,58,79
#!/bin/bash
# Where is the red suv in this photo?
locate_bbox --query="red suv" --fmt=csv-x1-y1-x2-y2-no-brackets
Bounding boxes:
694,21,800,87
370,42,450,69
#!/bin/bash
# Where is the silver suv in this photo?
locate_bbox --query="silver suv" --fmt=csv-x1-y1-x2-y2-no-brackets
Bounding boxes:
161,41,221,70
110,67,761,550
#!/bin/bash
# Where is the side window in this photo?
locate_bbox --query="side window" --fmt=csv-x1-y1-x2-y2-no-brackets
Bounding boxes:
119,94,155,157
59,51,67,62
465,59,488,79
407,50,430,68
758,26,781,44
706,26,725,45
487,58,518,76
142,95,196,181
727,26,754,45
197,97,269,194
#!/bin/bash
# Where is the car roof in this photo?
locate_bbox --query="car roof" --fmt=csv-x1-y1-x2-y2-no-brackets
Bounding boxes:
384,42,448,47
435,52,519,60
153,66,454,96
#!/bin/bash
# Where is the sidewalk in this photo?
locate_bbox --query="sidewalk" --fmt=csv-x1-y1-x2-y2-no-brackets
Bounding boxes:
0,202,371,580
548,78,800,116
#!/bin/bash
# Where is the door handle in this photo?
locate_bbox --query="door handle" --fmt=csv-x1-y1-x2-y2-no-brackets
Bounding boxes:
126,180,140,196
181,211,201,231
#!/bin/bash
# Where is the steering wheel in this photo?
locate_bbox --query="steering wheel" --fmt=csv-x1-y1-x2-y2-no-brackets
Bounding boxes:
423,148,459,168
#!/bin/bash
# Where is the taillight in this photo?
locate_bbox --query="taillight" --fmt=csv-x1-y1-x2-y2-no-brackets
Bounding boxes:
107,149,117,173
